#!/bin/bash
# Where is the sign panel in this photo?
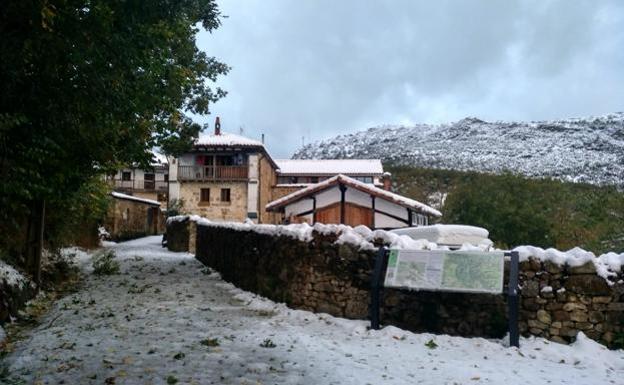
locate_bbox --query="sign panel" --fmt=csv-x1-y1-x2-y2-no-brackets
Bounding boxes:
384,249,505,294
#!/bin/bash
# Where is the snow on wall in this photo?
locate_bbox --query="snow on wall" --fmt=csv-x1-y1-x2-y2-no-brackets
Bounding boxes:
171,214,624,284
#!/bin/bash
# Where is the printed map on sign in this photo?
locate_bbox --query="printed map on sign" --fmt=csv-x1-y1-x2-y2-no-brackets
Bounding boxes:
384,249,504,294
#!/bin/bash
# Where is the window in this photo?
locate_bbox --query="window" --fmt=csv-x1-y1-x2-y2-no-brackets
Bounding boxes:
310,177,319,183
164,174,169,182
220,188,231,202
352,176,373,184
122,171,132,181
200,188,210,203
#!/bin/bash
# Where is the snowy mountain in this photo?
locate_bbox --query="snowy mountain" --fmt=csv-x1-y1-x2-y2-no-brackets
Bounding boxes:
292,113,624,187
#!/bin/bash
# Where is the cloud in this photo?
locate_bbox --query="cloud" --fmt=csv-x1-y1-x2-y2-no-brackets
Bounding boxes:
195,0,624,157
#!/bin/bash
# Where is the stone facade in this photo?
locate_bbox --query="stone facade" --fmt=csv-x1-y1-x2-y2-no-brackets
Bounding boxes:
178,181,248,222
105,197,164,241
185,222,624,348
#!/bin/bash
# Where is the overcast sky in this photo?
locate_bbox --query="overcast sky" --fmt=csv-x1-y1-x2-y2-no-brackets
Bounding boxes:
195,0,624,158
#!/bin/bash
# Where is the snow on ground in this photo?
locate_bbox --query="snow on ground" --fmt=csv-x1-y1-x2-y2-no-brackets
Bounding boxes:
0,260,29,288
2,236,623,384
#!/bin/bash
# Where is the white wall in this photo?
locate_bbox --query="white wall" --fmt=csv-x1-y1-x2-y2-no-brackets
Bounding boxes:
285,198,314,217
375,212,408,228
375,198,408,220
345,187,372,208
315,186,341,208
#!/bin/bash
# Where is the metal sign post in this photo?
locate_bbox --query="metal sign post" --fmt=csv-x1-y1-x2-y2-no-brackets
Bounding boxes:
370,247,388,330
506,250,520,348
369,247,521,347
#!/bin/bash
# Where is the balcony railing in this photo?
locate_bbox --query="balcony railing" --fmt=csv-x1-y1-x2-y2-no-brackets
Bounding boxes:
178,165,249,181
110,179,168,191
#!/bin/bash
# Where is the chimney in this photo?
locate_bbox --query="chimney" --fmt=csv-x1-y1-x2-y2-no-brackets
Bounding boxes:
261,133,265,144
214,116,221,135
382,172,392,191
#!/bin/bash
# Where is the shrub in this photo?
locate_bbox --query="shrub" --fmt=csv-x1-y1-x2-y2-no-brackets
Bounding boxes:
92,250,120,275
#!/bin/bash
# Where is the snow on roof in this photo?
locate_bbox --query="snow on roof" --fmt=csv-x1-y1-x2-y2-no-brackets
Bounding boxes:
266,174,442,217
275,159,383,176
194,132,264,147
111,191,160,206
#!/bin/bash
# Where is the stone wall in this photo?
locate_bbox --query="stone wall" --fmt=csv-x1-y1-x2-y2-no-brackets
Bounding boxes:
518,258,623,346
178,181,248,222
105,198,163,241
166,217,189,252
190,222,624,348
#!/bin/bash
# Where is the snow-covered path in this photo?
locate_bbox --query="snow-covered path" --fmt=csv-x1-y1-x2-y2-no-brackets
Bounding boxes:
3,236,623,384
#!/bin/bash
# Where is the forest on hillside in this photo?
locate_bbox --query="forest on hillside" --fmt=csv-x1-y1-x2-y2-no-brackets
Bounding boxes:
388,165,624,254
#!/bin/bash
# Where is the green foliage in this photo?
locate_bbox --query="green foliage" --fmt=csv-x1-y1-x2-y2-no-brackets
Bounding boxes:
425,339,438,349
166,198,186,217
388,165,624,253
259,339,276,348
92,250,120,276
0,1,228,272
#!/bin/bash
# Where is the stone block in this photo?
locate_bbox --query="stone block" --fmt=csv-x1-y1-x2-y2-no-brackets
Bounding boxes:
528,319,548,330
592,296,612,304
575,322,593,330
559,327,578,337
568,262,596,275
546,303,563,311
544,261,563,274
553,310,570,321
537,310,552,324
569,310,588,323
522,281,540,297
564,275,611,295
608,302,624,311
589,311,605,323
563,302,587,312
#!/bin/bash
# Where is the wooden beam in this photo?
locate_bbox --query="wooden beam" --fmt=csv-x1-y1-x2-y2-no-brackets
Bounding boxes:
407,208,413,227
339,183,347,224
312,197,317,224
371,195,376,229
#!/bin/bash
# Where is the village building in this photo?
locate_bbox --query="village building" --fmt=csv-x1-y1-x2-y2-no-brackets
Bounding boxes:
265,174,441,228
105,192,165,240
106,152,169,206
165,117,441,228
167,117,279,224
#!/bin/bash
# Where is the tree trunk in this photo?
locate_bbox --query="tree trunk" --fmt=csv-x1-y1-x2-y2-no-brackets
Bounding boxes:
28,199,45,289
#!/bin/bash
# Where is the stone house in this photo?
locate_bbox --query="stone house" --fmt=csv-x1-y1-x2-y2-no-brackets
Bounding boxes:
167,117,280,224
167,117,439,227
106,152,169,206
105,192,165,240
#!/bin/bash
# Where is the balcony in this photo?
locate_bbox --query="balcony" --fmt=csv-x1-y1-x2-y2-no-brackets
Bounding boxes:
178,165,249,181
111,179,168,192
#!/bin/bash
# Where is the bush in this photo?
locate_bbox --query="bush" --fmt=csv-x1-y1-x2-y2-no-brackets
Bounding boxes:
92,250,120,275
